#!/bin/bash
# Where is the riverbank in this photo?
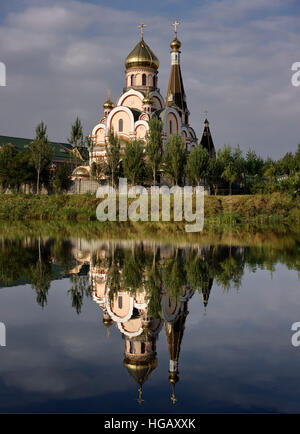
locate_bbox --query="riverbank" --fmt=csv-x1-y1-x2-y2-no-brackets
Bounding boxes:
0,192,299,224
0,192,299,244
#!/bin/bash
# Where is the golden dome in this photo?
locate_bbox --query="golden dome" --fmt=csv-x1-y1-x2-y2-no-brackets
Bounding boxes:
143,92,153,105
125,38,159,70
170,37,181,52
103,99,114,109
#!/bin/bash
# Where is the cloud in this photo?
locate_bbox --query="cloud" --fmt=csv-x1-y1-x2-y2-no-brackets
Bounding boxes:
0,0,299,157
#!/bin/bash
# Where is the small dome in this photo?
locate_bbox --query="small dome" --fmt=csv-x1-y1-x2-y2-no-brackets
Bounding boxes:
125,38,159,70
103,99,114,110
73,166,89,177
170,37,181,52
143,93,153,105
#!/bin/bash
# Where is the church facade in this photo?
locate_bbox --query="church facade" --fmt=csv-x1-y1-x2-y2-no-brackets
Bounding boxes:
89,23,198,166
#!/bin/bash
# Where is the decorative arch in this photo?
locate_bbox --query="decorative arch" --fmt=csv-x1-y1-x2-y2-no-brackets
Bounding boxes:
162,107,181,136
117,88,144,107
149,90,164,109
117,321,143,338
91,122,106,138
106,106,135,135
105,290,134,323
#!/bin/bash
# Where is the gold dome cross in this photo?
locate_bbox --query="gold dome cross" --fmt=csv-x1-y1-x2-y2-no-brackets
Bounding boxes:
172,20,180,38
138,22,147,39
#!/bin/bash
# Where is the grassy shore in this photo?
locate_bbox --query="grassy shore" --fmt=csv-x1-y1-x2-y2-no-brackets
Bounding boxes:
0,192,299,232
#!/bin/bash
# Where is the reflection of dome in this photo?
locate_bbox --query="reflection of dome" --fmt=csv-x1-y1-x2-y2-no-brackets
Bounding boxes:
125,38,159,70
124,358,157,386
103,311,113,327
74,250,90,262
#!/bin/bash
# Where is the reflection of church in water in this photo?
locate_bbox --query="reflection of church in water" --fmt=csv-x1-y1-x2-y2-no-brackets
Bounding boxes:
86,243,212,405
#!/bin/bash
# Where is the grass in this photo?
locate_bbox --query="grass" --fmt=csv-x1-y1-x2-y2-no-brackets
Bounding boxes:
0,192,299,234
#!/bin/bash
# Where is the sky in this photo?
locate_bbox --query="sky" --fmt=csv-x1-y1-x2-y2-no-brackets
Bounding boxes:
0,0,300,158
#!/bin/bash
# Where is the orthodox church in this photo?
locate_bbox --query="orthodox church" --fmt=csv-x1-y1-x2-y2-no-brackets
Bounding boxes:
88,22,213,167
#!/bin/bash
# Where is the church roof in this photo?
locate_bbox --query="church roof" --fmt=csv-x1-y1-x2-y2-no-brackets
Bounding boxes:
165,64,187,114
199,119,216,158
125,37,159,70
0,135,73,163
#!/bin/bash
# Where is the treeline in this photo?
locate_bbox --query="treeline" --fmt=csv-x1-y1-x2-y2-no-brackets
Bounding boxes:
1,117,300,195
0,118,90,193
92,117,300,194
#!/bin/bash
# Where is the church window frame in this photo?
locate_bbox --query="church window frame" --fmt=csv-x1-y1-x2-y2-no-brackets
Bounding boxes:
118,118,123,133
118,295,123,309
169,119,173,135
130,340,134,354
142,73,147,86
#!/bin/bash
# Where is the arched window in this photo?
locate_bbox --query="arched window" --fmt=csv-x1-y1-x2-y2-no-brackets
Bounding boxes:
169,120,173,135
118,119,123,132
130,341,134,354
130,75,134,86
153,75,156,87
142,73,146,86
118,296,123,309
141,342,145,354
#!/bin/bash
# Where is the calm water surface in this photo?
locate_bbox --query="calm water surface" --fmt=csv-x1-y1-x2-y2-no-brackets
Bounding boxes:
0,236,299,413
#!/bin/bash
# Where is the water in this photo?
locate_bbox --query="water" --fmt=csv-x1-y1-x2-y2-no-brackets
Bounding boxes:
0,236,299,413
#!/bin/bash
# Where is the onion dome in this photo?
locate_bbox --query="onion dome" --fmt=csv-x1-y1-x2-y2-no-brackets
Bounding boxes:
143,91,153,105
103,99,114,110
170,37,181,52
125,38,159,70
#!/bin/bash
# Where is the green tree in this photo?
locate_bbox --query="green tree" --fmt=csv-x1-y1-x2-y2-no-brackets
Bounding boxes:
123,139,145,185
245,149,264,177
163,134,187,186
30,122,53,194
206,156,224,195
51,164,72,193
68,117,84,148
145,117,163,185
218,145,244,195
186,144,209,186
104,130,121,188
91,158,104,181
277,152,296,176
68,117,85,167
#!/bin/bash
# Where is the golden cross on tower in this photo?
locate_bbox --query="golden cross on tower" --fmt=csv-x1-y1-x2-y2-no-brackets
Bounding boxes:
204,110,208,118
172,20,180,38
138,22,147,39
107,88,111,100
137,386,144,405
171,393,178,405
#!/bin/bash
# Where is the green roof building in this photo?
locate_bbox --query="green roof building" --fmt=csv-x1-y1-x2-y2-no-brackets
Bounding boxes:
0,135,74,164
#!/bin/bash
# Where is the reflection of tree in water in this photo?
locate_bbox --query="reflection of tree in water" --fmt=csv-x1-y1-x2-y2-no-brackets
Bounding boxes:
163,249,187,301
68,274,91,314
29,237,53,308
30,260,52,308
0,236,299,311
